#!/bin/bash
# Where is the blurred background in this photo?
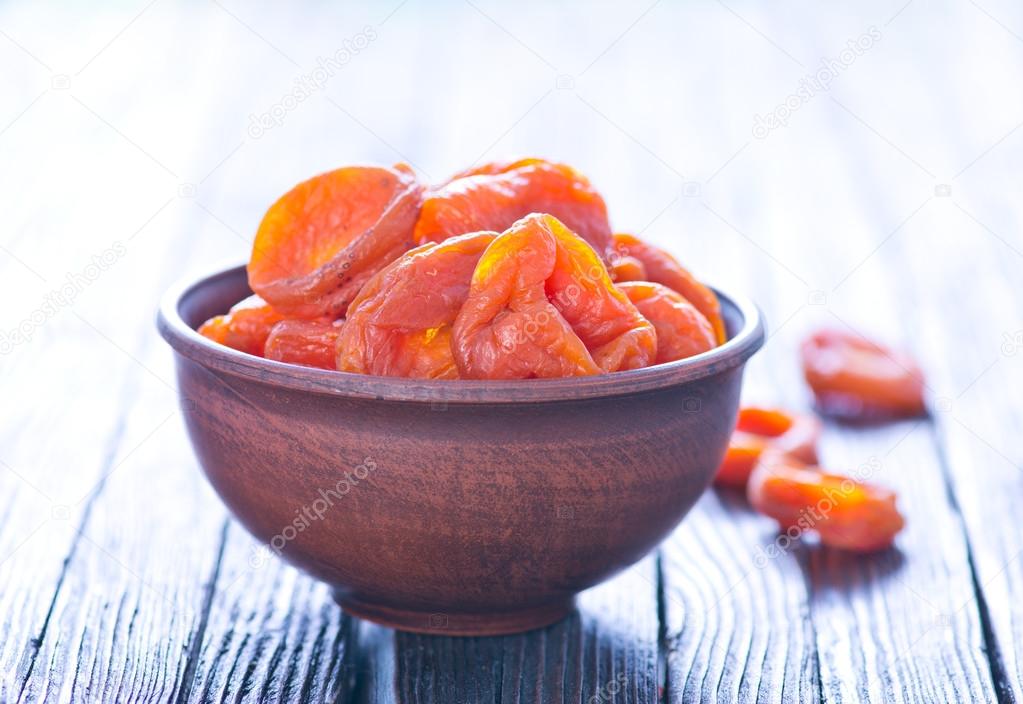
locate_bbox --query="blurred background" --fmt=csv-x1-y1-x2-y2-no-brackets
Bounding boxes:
2,1,1020,378
2,1,1022,700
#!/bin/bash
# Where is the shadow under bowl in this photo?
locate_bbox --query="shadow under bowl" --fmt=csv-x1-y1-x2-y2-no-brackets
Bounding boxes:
157,264,764,635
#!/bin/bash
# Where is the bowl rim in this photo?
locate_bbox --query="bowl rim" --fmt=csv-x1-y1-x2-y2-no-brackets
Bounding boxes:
157,264,765,404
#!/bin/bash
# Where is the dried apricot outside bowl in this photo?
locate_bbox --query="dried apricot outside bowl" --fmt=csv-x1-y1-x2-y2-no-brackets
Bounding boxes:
157,264,764,636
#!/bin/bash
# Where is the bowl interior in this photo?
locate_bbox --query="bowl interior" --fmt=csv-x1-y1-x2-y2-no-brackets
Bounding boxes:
159,264,764,404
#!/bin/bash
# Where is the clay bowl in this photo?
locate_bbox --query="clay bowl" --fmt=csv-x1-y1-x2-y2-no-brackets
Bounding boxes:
157,264,764,636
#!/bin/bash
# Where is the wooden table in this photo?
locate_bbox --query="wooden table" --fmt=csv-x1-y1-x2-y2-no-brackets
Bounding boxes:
2,2,1021,701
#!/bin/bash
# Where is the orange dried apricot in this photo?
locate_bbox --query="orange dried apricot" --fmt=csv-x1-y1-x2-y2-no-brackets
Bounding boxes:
264,319,342,370
197,294,287,357
413,159,612,255
609,254,646,282
617,281,716,364
336,232,497,379
747,455,904,552
248,164,423,318
199,159,736,379
442,157,546,182
715,407,820,488
453,214,656,379
610,233,725,344
801,329,926,421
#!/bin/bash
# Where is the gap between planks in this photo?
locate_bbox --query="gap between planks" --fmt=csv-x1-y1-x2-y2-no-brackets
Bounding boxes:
172,519,230,704
927,421,1014,703
14,412,134,701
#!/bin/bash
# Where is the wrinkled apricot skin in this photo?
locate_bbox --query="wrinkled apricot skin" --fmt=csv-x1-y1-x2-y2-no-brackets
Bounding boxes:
801,329,926,421
336,232,497,379
264,319,342,370
715,407,821,488
609,255,646,282
413,159,612,255
453,214,656,379
442,157,547,183
610,233,725,344
197,295,287,357
248,164,424,318
617,281,716,364
201,159,731,379
747,456,904,552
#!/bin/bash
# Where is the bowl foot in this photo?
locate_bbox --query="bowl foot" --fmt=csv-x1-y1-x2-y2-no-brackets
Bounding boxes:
333,591,575,636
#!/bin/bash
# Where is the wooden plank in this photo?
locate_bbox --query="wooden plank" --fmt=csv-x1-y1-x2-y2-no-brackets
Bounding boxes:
658,202,817,703
643,2,1008,699
880,10,1023,697
678,4,1000,700
786,14,1006,696
890,187,1023,702
7,9,247,696
195,557,659,704
349,557,659,703
0,8,207,698
3,6,359,702
761,161,993,702
15,2,446,698
14,323,227,704
179,525,356,703
661,496,818,703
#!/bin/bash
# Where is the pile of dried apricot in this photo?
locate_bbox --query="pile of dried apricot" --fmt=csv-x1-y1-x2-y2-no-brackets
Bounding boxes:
198,158,723,377
713,330,925,553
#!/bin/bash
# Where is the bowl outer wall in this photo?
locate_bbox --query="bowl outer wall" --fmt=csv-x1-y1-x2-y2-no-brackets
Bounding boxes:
160,265,764,617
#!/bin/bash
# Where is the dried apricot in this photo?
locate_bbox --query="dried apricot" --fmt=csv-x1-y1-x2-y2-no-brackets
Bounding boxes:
715,407,820,488
442,157,546,182
617,281,716,364
609,255,646,282
336,232,497,379
197,294,287,357
747,455,904,552
610,233,725,344
248,164,423,318
413,159,612,255
801,329,926,421
453,214,656,379
264,319,342,370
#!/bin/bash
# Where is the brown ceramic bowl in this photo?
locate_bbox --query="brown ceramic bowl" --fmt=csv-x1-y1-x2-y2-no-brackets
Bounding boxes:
157,264,764,635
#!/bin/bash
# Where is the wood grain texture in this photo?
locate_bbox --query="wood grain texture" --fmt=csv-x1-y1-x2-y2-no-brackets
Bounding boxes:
891,197,1023,702
10,31,250,698
188,553,656,704
0,8,363,701
0,15,220,697
178,525,357,703
876,31,1023,697
381,557,659,703
661,494,818,703
751,100,997,701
